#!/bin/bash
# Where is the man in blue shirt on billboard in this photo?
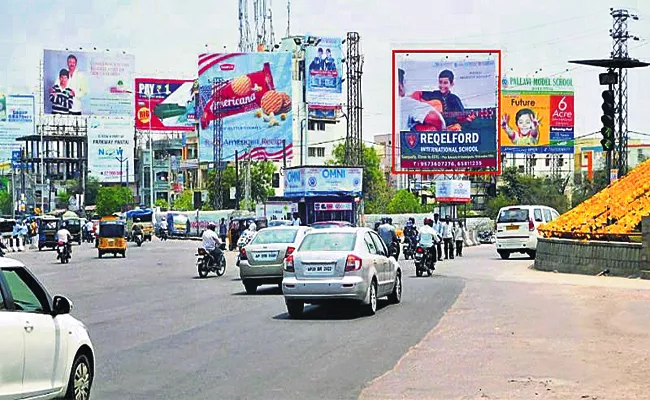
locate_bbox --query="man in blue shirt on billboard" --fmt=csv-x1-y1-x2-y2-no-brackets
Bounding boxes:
309,48,325,71
324,49,337,72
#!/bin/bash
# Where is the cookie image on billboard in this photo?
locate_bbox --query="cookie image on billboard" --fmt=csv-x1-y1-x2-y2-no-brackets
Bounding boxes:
261,90,284,115
278,92,292,114
232,76,252,96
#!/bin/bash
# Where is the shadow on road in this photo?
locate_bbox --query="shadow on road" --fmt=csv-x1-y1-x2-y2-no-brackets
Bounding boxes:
231,286,283,296
272,300,393,321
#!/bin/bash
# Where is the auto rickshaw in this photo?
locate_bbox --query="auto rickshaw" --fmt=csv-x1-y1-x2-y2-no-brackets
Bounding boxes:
97,216,127,258
228,216,267,251
62,211,82,244
37,216,61,251
125,209,154,242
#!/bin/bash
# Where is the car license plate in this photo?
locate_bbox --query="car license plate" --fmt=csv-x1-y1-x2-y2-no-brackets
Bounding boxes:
254,251,278,261
506,225,519,231
304,264,334,275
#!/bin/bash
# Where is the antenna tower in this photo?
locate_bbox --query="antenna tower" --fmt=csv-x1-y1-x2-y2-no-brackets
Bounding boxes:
238,0,253,52
344,32,363,166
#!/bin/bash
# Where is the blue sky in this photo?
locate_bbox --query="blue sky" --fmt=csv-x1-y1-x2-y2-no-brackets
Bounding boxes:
2,0,650,140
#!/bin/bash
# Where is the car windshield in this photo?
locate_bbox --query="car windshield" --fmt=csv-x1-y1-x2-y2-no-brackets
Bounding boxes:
498,209,530,223
252,228,298,244
299,232,356,251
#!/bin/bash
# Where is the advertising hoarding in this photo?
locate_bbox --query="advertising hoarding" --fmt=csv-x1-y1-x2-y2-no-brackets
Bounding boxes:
396,53,498,171
305,36,343,108
135,78,196,131
284,167,363,197
43,50,135,115
0,94,35,163
435,180,472,203
500,76,574,154
87,117,135,183
197,52,293,162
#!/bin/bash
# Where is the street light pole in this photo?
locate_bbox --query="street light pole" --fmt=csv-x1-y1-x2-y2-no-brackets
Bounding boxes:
115,146,127,187
148,95,154,208
40,123,44,213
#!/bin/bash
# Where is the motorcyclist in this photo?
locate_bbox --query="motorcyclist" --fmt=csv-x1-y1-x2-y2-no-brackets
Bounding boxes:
56,223,73,256
84,220,94,242
418,217,438,268
132,223,144,242
238,221,257,247
201,223,223,265
403,217,418,248
377,217,399,257
159,219,168,240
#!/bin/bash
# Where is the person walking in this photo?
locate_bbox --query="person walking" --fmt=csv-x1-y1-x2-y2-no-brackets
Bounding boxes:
455,221,466,257
441,216,454,260
219,218,228,249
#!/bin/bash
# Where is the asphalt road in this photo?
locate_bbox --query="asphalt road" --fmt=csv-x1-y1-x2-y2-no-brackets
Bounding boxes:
10,239,464,400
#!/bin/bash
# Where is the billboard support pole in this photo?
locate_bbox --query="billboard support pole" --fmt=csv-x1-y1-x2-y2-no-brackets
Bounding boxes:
148,96,154,208
212,77,225,210
344,32,363,166
235,150,240,210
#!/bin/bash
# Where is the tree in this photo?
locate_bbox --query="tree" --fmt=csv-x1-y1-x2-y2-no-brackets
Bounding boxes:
386,189,422,214
95,186,133,217
495,167,569,214
0,190,11,215
485,193,516,220
571,170,608,208
85,177,101,205
328,143,392,214
206,161,276,210
173,189,195,211
155,199,168,210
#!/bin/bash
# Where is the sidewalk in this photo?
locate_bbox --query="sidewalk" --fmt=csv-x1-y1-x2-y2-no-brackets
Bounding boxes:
360,246,650,400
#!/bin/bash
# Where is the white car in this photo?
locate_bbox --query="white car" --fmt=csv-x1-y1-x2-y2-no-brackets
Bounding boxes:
0,257,94,400
495,205,560,259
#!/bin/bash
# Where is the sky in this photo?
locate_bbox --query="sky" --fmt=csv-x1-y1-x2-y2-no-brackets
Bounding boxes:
2,0,650,142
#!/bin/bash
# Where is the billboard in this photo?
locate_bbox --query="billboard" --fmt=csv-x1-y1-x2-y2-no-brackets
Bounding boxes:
197,52,293,162
135,78,196,131
435,180,472,203
305,36,343,108
43,50,135,115
396,53,499,171
500,76,574,154
87,117,135,183
284,167,363,197
0,94,35,164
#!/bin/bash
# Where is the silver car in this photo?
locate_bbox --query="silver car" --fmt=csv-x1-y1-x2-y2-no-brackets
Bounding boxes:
239,226,311,294
282,227,403,318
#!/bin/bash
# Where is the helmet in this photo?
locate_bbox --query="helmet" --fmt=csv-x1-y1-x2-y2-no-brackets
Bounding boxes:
207,223,216,231
423,218,429,225
387,218,393,225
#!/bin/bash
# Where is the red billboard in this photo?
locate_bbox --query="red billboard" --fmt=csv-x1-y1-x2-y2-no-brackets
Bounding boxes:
135,78,196,131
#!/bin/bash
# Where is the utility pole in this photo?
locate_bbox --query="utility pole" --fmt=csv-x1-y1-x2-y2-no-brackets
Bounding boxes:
235,150,240,210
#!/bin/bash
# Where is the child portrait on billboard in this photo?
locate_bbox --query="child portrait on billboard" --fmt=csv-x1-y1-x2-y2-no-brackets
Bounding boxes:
501,108,541,146
398,68,446,132
49,69,75,115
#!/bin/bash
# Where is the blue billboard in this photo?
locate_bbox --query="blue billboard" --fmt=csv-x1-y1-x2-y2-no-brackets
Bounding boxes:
197,52,293,162
0,94,35,164
284,167,363,197
305,36,343,108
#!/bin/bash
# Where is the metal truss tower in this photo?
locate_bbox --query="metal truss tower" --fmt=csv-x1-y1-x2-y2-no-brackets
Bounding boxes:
252,0,275,50
212,77,225,210
611,8,638,176
344,32,363,166
238,0,253,52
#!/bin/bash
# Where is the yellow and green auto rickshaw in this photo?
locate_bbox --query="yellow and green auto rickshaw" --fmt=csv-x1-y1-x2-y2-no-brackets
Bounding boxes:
125,208,154,242
97,216,127,258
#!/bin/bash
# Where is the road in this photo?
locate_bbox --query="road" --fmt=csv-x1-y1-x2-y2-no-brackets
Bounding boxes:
11,239,464,400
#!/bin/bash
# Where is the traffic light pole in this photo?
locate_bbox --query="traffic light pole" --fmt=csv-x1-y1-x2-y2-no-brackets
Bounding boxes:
606,82,614,185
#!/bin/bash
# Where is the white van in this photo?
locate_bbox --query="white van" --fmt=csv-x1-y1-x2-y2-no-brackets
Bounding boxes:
495,205,560,259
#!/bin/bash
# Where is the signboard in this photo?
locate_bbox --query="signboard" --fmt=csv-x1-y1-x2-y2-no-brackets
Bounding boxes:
43,49,134,115
87,117,135,182
256,201,294,219
610,168,618,182
180,159,199,169
197,52,293,162
397,53,498,170
435,180,472,203
135,78,196,131
500,76,574,154
284,167,363,197
305,37,343,108
314,202,353,211
0,94,34,164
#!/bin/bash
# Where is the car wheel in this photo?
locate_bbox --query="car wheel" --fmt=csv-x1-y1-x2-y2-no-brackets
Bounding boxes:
427,268,432,276
98,252,102,259
528,250,537,259
64,353,92,400
244,282,258,294
498,250,510,260
388,272,402,304
286,300,304,318
364,280,378,316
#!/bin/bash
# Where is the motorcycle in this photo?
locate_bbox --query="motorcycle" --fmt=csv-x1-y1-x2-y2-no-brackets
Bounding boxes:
389,239,401,260
414,233,438,277
478,231,495,244
134,232,144,247
196,243,227,278
56,240,71,264
159,228,168,241
402,235,418,260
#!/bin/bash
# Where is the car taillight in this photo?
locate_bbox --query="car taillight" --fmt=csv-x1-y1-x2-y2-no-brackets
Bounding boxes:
284,255,295,272
345,254,362,272
286,246,295,257
240,247,247,260
529,218,535,231
416,246,424,254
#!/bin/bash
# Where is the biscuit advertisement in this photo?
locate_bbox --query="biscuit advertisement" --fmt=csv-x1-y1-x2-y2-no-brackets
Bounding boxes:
197,53,293,162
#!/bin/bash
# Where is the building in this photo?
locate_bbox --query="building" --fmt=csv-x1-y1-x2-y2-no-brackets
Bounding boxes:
138,135,183,206
574,137,650,180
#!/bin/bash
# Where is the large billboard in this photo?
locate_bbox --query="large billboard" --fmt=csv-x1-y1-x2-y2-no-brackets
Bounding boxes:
135,78,196,131
197,52,293,162
396,52,499,172
0,94,35,164
500,76,574,154
284,167,363,197
305,36,343,108
87,117,135,183
43,50,135,115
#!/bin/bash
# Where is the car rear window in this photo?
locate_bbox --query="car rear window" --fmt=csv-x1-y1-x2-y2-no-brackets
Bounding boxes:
299,232,356,251
251,229,298,244
498,209,529,223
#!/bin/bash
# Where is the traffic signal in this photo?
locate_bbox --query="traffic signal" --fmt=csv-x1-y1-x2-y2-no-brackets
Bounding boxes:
600,90,615,152
272,173,280,188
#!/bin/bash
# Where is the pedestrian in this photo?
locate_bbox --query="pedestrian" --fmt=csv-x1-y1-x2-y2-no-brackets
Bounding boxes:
441,216,454,260
219,218,228,248
432,213,444,261
455,221,466,257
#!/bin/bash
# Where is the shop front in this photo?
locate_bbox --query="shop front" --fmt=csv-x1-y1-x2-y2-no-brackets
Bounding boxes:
282,166,363,226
